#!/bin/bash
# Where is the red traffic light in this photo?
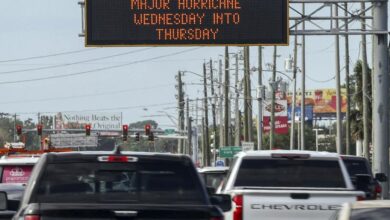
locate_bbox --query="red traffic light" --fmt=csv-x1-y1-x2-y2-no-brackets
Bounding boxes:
16,125,22,135
37,124,43,136
85,124,91,136
122,125,129,141
145,124,151,135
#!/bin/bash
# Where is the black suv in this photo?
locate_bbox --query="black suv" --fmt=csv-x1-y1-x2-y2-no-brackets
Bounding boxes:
3,148,231,220
341,155,387,200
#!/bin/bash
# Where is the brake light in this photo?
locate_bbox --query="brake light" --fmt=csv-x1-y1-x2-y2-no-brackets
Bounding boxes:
375,184,382,194
271,153,310,159
24,215,40,220
97,156,138,162
233,195,243,220
357,195,365,201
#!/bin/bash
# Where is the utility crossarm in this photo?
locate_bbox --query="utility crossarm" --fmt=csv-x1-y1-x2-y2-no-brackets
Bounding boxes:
289,0,387,35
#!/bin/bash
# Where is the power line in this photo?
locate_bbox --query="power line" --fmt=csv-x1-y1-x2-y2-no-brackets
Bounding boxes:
0,48,153,75
0,83,172,105
14,102,177,115
0,48,98,63
0,47,201,85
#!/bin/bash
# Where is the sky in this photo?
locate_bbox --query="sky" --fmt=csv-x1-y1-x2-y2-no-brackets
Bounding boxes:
0,0,387,129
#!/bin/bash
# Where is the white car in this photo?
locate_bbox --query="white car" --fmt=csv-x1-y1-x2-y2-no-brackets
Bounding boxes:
334,200,390,220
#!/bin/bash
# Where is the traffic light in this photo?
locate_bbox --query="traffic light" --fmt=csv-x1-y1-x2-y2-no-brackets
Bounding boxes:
122,125,129,141
85,124,91,136
148,132,154,141
37,124,43,136
135,132,140,141
144,124,151,136
16,125,22,135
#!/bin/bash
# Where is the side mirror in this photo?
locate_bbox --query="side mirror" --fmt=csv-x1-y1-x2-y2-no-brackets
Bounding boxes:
355,174,371,191
0,191,8,211
207,186,216,195
375,173,387,182
210,194,231,212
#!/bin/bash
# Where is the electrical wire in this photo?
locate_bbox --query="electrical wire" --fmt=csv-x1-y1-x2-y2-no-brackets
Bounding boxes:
0,48,153,74
0,83,172,105
0,47,201,85
0,48,98,63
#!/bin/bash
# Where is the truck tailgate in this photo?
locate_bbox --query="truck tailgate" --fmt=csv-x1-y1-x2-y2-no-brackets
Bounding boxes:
240,190,362,220
26,203,221,220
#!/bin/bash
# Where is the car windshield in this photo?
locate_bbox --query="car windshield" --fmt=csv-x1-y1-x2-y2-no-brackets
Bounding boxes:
0,165,34,184
351,208,390,220
34,159,206,204
234,158,346,188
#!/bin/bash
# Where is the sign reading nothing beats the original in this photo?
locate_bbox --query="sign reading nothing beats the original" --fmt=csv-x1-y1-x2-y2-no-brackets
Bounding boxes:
85,0,288,46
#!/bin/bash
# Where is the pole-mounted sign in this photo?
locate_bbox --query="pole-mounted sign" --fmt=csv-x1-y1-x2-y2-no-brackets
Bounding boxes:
85,0,288,46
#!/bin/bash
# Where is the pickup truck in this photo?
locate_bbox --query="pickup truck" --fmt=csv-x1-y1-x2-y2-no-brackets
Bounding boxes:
219,150,365,220
5,148,231,220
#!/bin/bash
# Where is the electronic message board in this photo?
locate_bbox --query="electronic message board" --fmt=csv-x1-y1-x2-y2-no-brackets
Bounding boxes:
85,0,288,46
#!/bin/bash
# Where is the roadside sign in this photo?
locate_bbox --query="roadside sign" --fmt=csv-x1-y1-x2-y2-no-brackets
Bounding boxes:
242,142,254,152
215,160,225,167
220,146,242,158
85,0,288,46
164,129,175,135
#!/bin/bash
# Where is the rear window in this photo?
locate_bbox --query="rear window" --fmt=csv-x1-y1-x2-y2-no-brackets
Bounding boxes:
201,172,226,189
35,159,206,204
351,208,390,220
0,165,33,184
342,158,370,177
234,158,346,188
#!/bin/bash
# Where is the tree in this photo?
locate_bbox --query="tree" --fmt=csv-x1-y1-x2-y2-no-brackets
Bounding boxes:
349,60,372,151
129,120,158,129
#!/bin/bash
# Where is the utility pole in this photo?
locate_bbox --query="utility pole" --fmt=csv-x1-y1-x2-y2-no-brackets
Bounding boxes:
177,71,185,154
300,3,306,150
186,98,192,155
257,46,263,150
203,63,210,166
361,2,369,160
372,0,388,199
234,53,241,147
224,47,230,147
245,46,253,142
344,2,351,155
270,46,277,150
290,23,298,150
210,59,218,152
218,59,224,147
243,48,249,142
334,3,342,154
13,114,17,142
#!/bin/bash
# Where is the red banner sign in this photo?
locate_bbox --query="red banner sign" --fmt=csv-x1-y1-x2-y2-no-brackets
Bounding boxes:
263,116,288,134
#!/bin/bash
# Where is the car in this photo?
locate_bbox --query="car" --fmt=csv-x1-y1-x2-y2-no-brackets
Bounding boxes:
341,155,387,200
0,155,40,219
198,166,229,193
220,150,365,220
10,147,231,220
332,200,390,220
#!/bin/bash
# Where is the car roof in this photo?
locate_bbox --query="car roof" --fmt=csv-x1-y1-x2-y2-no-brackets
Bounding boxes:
198,166,229,173
236,150,340,158
350,200,390,209
0,156,39,165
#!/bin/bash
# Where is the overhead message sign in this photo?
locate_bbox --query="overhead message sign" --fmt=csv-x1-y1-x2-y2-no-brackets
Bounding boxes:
85,0,288,46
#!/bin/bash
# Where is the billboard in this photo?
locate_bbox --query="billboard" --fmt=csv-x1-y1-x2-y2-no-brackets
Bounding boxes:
85,0,288,46
263,116,288,134
287,106,314,121
287,89,347,114
263,100,287,117
55,112,122,131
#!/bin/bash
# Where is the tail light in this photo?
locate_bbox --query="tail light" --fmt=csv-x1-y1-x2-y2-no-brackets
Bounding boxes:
375,183,382,198
25,215,40,220
233,195,243,220
357,195,365,201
